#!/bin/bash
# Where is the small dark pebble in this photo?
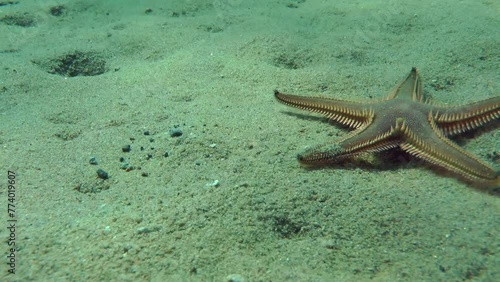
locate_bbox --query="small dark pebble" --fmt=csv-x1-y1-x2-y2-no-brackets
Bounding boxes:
119,157,125,162
164,151,169,157
149,138,154,142
49,5,64,16
96,168,109,180
122,144,131,152
146,154,153,160
89,157,98,165
145,8,153,14
169,128,183,137
144,130,150,135
141,172,149,177
226,274,244,282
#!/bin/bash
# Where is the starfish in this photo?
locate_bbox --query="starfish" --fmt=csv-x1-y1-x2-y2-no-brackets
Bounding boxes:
274,67,500,188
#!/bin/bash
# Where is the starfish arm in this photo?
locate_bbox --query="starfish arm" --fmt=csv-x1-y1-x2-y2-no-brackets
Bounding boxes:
386,67,423,102
432,96,500,136
298,119,400,166
274,90,372,128
400,113,500,187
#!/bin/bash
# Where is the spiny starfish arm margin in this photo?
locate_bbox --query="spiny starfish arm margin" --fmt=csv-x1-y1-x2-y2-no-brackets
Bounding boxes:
399,112,500,187
298,121,399,167
274,90,372,129
386,67,423,102
433,96,500,136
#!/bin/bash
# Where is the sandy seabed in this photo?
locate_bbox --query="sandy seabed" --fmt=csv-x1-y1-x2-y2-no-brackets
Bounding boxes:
0,0,498,281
